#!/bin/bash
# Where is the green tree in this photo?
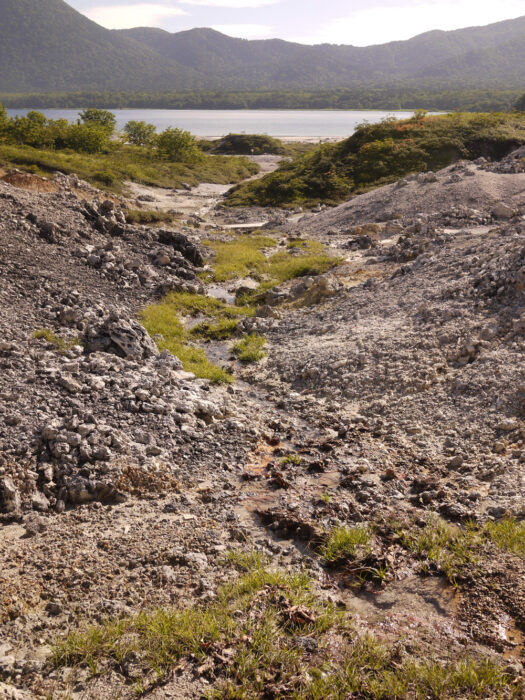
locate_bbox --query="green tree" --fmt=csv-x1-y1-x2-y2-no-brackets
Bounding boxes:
156,127,203,162
7,110,53,148
124,120,156,147
64,123,110,153
78,108,116,134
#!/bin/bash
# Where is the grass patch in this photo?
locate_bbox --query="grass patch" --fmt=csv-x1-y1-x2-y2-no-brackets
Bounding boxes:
202,234,277,283
32,328,81,353
190,318,239,341
202,233,341,307
53,554,519,698
140,292,254,383
399,516,480,584
322,525,373,564
483,518,525,558
0,143,258,194
124,209,176,225
156,291,253,319
232,333,266,363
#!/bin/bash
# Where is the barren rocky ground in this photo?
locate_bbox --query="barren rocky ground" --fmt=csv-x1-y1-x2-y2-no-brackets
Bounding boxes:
0,150,524,699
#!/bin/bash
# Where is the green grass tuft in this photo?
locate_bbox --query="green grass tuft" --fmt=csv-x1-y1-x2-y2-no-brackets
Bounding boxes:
322,525,373,563
483,518,525,558
140,298,232,383
33,328,81,353
202,234,277,282
232,333,267,363
399,516,480,584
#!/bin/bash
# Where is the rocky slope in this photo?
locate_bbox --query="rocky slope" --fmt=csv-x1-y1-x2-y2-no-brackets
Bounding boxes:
0,156,524,698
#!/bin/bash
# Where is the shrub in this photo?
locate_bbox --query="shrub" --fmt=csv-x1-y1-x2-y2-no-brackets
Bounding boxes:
124,120,156,147
92,170,116,186
7,111,53,148
156,127,203,163
227,112,525,207
64,123,110,153
214,133,286,155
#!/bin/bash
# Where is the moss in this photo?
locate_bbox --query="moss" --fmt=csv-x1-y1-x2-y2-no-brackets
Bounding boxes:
32,328,81,353
190,318,239,341
139,299,232,384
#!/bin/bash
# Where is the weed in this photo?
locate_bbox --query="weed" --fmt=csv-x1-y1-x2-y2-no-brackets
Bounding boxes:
232,334,266,363
322,525,373,563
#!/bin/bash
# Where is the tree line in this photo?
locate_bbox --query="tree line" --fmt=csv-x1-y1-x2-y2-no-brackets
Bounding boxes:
0,105,202,161
1,88,524,112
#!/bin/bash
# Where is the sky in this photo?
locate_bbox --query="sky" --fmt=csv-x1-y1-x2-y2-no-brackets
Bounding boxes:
67,0,525,45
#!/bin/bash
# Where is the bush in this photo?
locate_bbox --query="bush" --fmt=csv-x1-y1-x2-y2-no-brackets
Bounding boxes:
64,123,110,153
92,170,116,186
78,108,116,135
156,127,203,163
124,120,157,147
214,133,285,155
227,112,525,207
7,111,53,148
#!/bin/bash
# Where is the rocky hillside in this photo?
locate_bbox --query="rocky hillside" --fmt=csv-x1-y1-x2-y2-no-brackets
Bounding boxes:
0,153,524,697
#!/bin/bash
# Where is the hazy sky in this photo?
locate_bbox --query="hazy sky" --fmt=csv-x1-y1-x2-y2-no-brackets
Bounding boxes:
68,0,525,45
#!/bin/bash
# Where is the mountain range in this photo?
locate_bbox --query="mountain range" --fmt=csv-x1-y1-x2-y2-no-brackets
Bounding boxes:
1,0,525,93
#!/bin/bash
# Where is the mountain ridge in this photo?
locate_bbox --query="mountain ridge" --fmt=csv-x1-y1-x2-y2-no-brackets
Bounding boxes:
1,0,525,92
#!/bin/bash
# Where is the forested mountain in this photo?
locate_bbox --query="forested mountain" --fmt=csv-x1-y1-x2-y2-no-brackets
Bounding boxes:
119,17,525,89
1,0,525,93
0,0,202,92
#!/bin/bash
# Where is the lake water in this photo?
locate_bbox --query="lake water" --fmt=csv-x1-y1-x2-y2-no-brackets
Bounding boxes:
5,108,421,140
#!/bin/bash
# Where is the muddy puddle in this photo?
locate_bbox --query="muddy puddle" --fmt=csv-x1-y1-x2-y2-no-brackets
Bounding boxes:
341,576,464,645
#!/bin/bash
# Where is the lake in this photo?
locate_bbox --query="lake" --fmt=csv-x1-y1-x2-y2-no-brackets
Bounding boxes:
5,108,422,140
